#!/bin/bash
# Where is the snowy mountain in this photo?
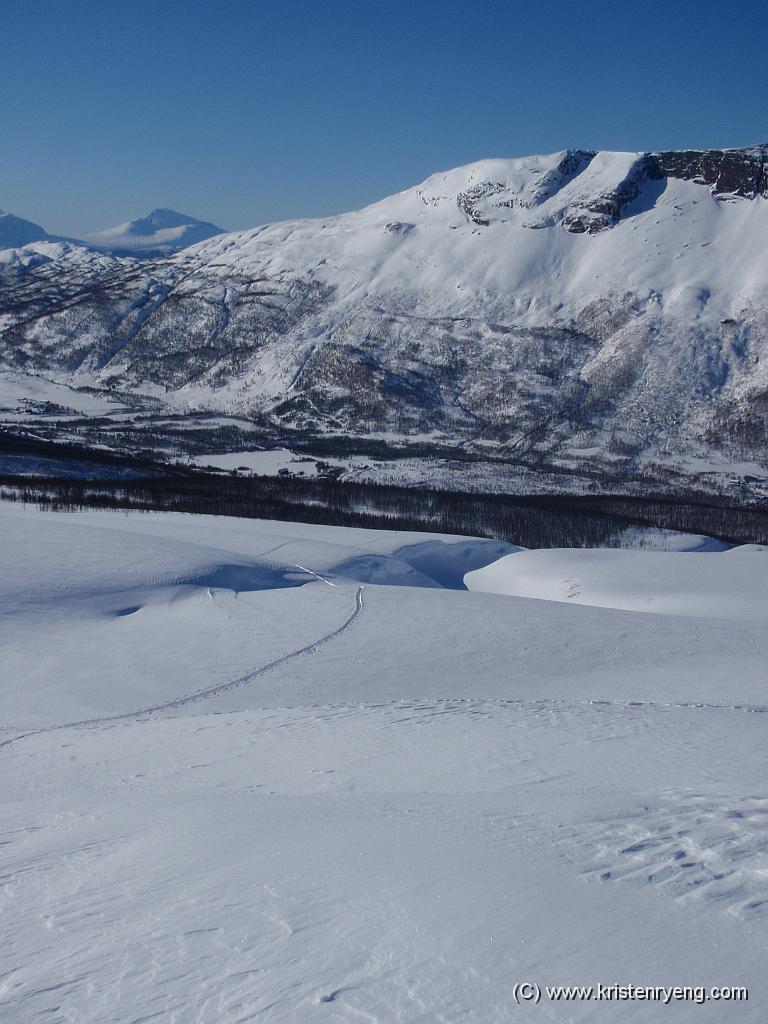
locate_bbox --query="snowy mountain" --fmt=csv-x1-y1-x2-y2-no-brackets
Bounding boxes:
1,145,768,495
0,207,225,257
0,209,50,248
81,208,226,253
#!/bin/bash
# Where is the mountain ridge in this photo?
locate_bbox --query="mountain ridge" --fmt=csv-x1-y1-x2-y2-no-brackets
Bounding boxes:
0,210,51,249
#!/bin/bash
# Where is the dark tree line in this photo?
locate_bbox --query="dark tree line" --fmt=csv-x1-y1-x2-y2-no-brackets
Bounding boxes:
2,470,768,547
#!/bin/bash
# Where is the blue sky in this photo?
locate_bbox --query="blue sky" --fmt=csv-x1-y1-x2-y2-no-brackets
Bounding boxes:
3,0,767,236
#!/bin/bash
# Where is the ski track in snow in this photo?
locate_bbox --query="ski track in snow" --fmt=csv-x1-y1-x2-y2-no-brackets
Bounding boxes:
6,684,766,756
0,585,365,751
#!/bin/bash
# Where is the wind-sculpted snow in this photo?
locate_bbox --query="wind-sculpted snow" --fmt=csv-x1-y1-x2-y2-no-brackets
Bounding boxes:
2,504,767,1021
1,145,768,493
464,545,768,618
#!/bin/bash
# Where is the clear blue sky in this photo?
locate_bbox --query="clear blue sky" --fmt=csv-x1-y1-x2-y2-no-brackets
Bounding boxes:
3,0,767,236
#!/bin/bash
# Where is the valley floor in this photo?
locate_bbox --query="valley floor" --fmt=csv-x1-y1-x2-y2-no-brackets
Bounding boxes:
1,504,767,1022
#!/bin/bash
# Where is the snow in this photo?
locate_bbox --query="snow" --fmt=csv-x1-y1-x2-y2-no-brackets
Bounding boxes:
0,371,129,415
192,447,314,474
191,447,377,478
82,208,226,253
2,502,767,1021
464,545,768,618
0,239,131,294
181,151,768,329
0,210,49,249
4,149,768,496
612,525,731,551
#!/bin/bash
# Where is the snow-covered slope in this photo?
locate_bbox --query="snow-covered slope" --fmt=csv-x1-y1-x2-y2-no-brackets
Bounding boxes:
0,206,225,257
465,544,768,616
2,503,767,1021
2,145,768,493
81,207,226,253
0,209,49,248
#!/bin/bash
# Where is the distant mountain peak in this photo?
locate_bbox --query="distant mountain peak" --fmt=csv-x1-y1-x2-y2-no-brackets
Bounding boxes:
0,209,50,248
122,208,222,237
82,209,226,254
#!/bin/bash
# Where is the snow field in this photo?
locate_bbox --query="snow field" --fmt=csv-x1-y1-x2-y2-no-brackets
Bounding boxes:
1,503,767,1022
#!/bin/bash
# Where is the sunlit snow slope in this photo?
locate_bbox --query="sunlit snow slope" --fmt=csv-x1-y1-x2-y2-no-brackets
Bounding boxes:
2,503,767,1022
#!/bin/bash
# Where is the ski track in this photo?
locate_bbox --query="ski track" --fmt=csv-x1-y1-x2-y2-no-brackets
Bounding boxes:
5,679,766,755
0,585,365,751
